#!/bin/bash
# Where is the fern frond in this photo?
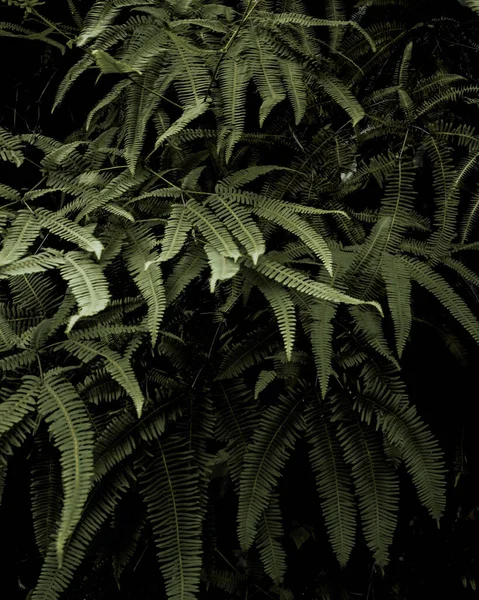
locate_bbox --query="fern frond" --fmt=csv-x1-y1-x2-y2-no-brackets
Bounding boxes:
165,247,207,303
58,339,146,417
0,376,38,437
0,210,41,267
403,256,479,346
257,493,287,584
253,257,383,314
31,434,63,555
359,364,446,520
254,370,277,399
381,252,411,357
204,244,240,293
238,395,304,550
124,226,166,346
308,301,338,399
38,371,94,564
337,403,399,566
140,436,203,600
186,198,241,260
59,251,111,333
255,278,296,361
208,194,266,265
317,75,365,126
0,126,24,166
305,402,356,567
159,204,193,263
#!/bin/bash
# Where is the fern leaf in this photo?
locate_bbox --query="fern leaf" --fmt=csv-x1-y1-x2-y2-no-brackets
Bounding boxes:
280,60,307,125
317,75,365,126
305,403,356,567
59,251,110,333
31,435,63,555
254,257,383,314
154,101,210,149
253,204,333,275
35,208,104,259
0,210,41,267
92,49,143,75
0,376,38,437
337,407,399,566
254,370,277,400
381,253,411,357
140,436,203,600
58,340,146,417
186,199,241,260
256,278,296,360
208,194,265,265
360,366,446,520
257,494,287,584
219,58,253,163
38,371,94,565
403,256,479,346
204,244,240,293
165,247,207,303
159,204,192,263
125,226,166,346
309,301,338,399
238,396,304,550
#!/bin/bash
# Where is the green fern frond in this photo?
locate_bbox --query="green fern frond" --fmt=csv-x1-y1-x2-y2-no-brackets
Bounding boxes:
140,436,203,600
35,208,104,259
403,256,479,346
254,370,277,399
337,402,399,566
255,278,296,361
186,198,241,260
124,226,166,346
257,493,287,584
0,376,38,437
204,244,240,293
30,434,63,555
59,251,111,333
0,126,24,166
308,300,338,399
208,194,266,265
238,395,304,550
381,252,411,357
0,210,41,267
253,257,383,314
165,247,207,303
32,469,131,600
38,371,94,565
317,75,365,126
460,184,479,243
305,402,356,567
58,339,146,417
159,205,193,263
359,364,446,520
218,58,253,163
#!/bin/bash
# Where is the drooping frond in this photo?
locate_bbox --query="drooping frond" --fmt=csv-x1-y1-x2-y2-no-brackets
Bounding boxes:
140,436,203,600
30,434,63,555
38,371,94,564
336,400,399,566
124,225,166,345
305,401,356,567
381,252,412,357
0,376,38,437
308,301,338,399
255,278,296,361
359,363,446,520
0,210,41,267
237,395,304,550
58,339,146,417
59,251,111,333
159,204,193,263
257,493,287,584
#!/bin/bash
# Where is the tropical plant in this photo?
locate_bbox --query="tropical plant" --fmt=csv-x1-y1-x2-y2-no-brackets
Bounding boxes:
1,0,479,598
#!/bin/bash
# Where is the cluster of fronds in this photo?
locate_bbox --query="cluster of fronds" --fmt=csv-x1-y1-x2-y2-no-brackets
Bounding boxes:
1,0,479,598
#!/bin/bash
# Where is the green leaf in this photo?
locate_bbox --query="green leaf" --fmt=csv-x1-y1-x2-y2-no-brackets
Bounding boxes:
38,371,94,565
59,252,110,332
204,244,240,293
92,49,143,75
0,210,40,266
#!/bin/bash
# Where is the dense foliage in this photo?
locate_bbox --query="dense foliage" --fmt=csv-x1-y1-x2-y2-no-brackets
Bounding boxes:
1,0,479,598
